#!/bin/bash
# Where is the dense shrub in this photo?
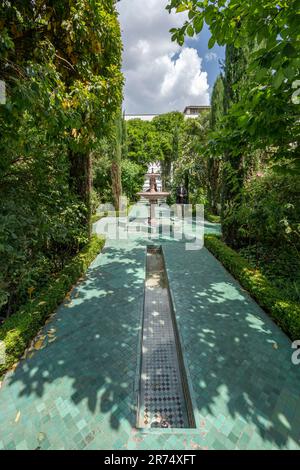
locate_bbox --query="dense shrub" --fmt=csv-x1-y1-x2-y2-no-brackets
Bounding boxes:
227,173,300,249
204,234,300,341
0,1,123,319
121,160,145,202
205,212,221,224
239,243,300,304
93,145,114,205
0,112,88,319
0,235,105,376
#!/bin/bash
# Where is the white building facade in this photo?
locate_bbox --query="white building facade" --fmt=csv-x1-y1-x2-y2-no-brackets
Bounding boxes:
124,105,211,122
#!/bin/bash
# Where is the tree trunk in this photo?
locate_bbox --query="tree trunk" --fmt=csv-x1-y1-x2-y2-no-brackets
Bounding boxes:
220,45,247,248
221,153,244,247
207,157,220,214
162,158,172,191
111,114,123,211
184,172,189,204
69,151,92,237
111,160,122,211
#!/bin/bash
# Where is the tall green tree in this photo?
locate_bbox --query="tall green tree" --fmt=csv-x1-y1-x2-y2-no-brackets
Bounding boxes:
126,119,163,166
1,0,123,234
168,0,299,248
173,111,210,204
208,74,225,214
111,112,123,211
220,45,249,245
152,112,185,190
167,0,300,173
0,1,123,317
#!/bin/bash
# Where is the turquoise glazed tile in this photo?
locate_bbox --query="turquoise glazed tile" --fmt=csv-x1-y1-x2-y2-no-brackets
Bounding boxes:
0,223,299,449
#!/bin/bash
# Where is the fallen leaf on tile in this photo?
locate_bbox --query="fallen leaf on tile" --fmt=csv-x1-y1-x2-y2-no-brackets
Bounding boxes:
47,329,56,338
45,316,54,325
273,342,278,350
15,411,21,423
34,336,45,350
37,432,46,443
11,362,19,371
190,440,201,449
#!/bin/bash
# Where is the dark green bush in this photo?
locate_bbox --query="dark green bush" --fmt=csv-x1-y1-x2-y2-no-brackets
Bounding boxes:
226,173,300,249
205,212,221,224
0,235,105,376
121,159,145,202
204,234,300,340
238,244,300,304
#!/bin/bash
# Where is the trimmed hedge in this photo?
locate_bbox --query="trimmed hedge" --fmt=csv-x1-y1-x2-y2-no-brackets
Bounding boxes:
204,234,300,340
0,235,105,376
91,210,127,224
205,213,221,224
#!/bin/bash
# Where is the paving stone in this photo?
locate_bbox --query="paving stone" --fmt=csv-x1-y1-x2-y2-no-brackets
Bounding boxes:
0,222,299,449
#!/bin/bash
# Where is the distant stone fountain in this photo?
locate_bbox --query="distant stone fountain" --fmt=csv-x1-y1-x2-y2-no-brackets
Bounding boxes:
137,165,170,225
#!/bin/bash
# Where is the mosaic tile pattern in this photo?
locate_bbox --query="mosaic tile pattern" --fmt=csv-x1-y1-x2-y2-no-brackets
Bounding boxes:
0,220,299,450
138,247,189,429
0,241,146,450
163,244,300,450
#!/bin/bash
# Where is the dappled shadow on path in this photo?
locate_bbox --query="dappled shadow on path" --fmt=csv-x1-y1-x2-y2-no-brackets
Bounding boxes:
3,239,299,449
165,245,300,449
6,244,147,434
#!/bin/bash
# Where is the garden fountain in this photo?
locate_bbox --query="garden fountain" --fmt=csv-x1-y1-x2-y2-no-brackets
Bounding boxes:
137,166,170,225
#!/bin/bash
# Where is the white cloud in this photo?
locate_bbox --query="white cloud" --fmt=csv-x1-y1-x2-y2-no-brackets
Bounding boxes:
205,52,218,62
117,0,210,114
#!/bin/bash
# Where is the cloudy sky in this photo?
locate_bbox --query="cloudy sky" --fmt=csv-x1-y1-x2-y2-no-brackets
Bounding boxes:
117,0,224,114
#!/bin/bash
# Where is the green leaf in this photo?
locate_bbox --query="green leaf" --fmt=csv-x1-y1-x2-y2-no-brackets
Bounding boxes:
273,69,285,89
187,25,194,37
194,16,204,34
178,33,185,46
283,43,297,58
208,36,216,49
283,65,296,81
176,5,188,13
255,68,268,82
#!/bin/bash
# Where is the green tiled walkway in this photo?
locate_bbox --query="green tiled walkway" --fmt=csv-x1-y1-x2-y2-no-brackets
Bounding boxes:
0,223,300,449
